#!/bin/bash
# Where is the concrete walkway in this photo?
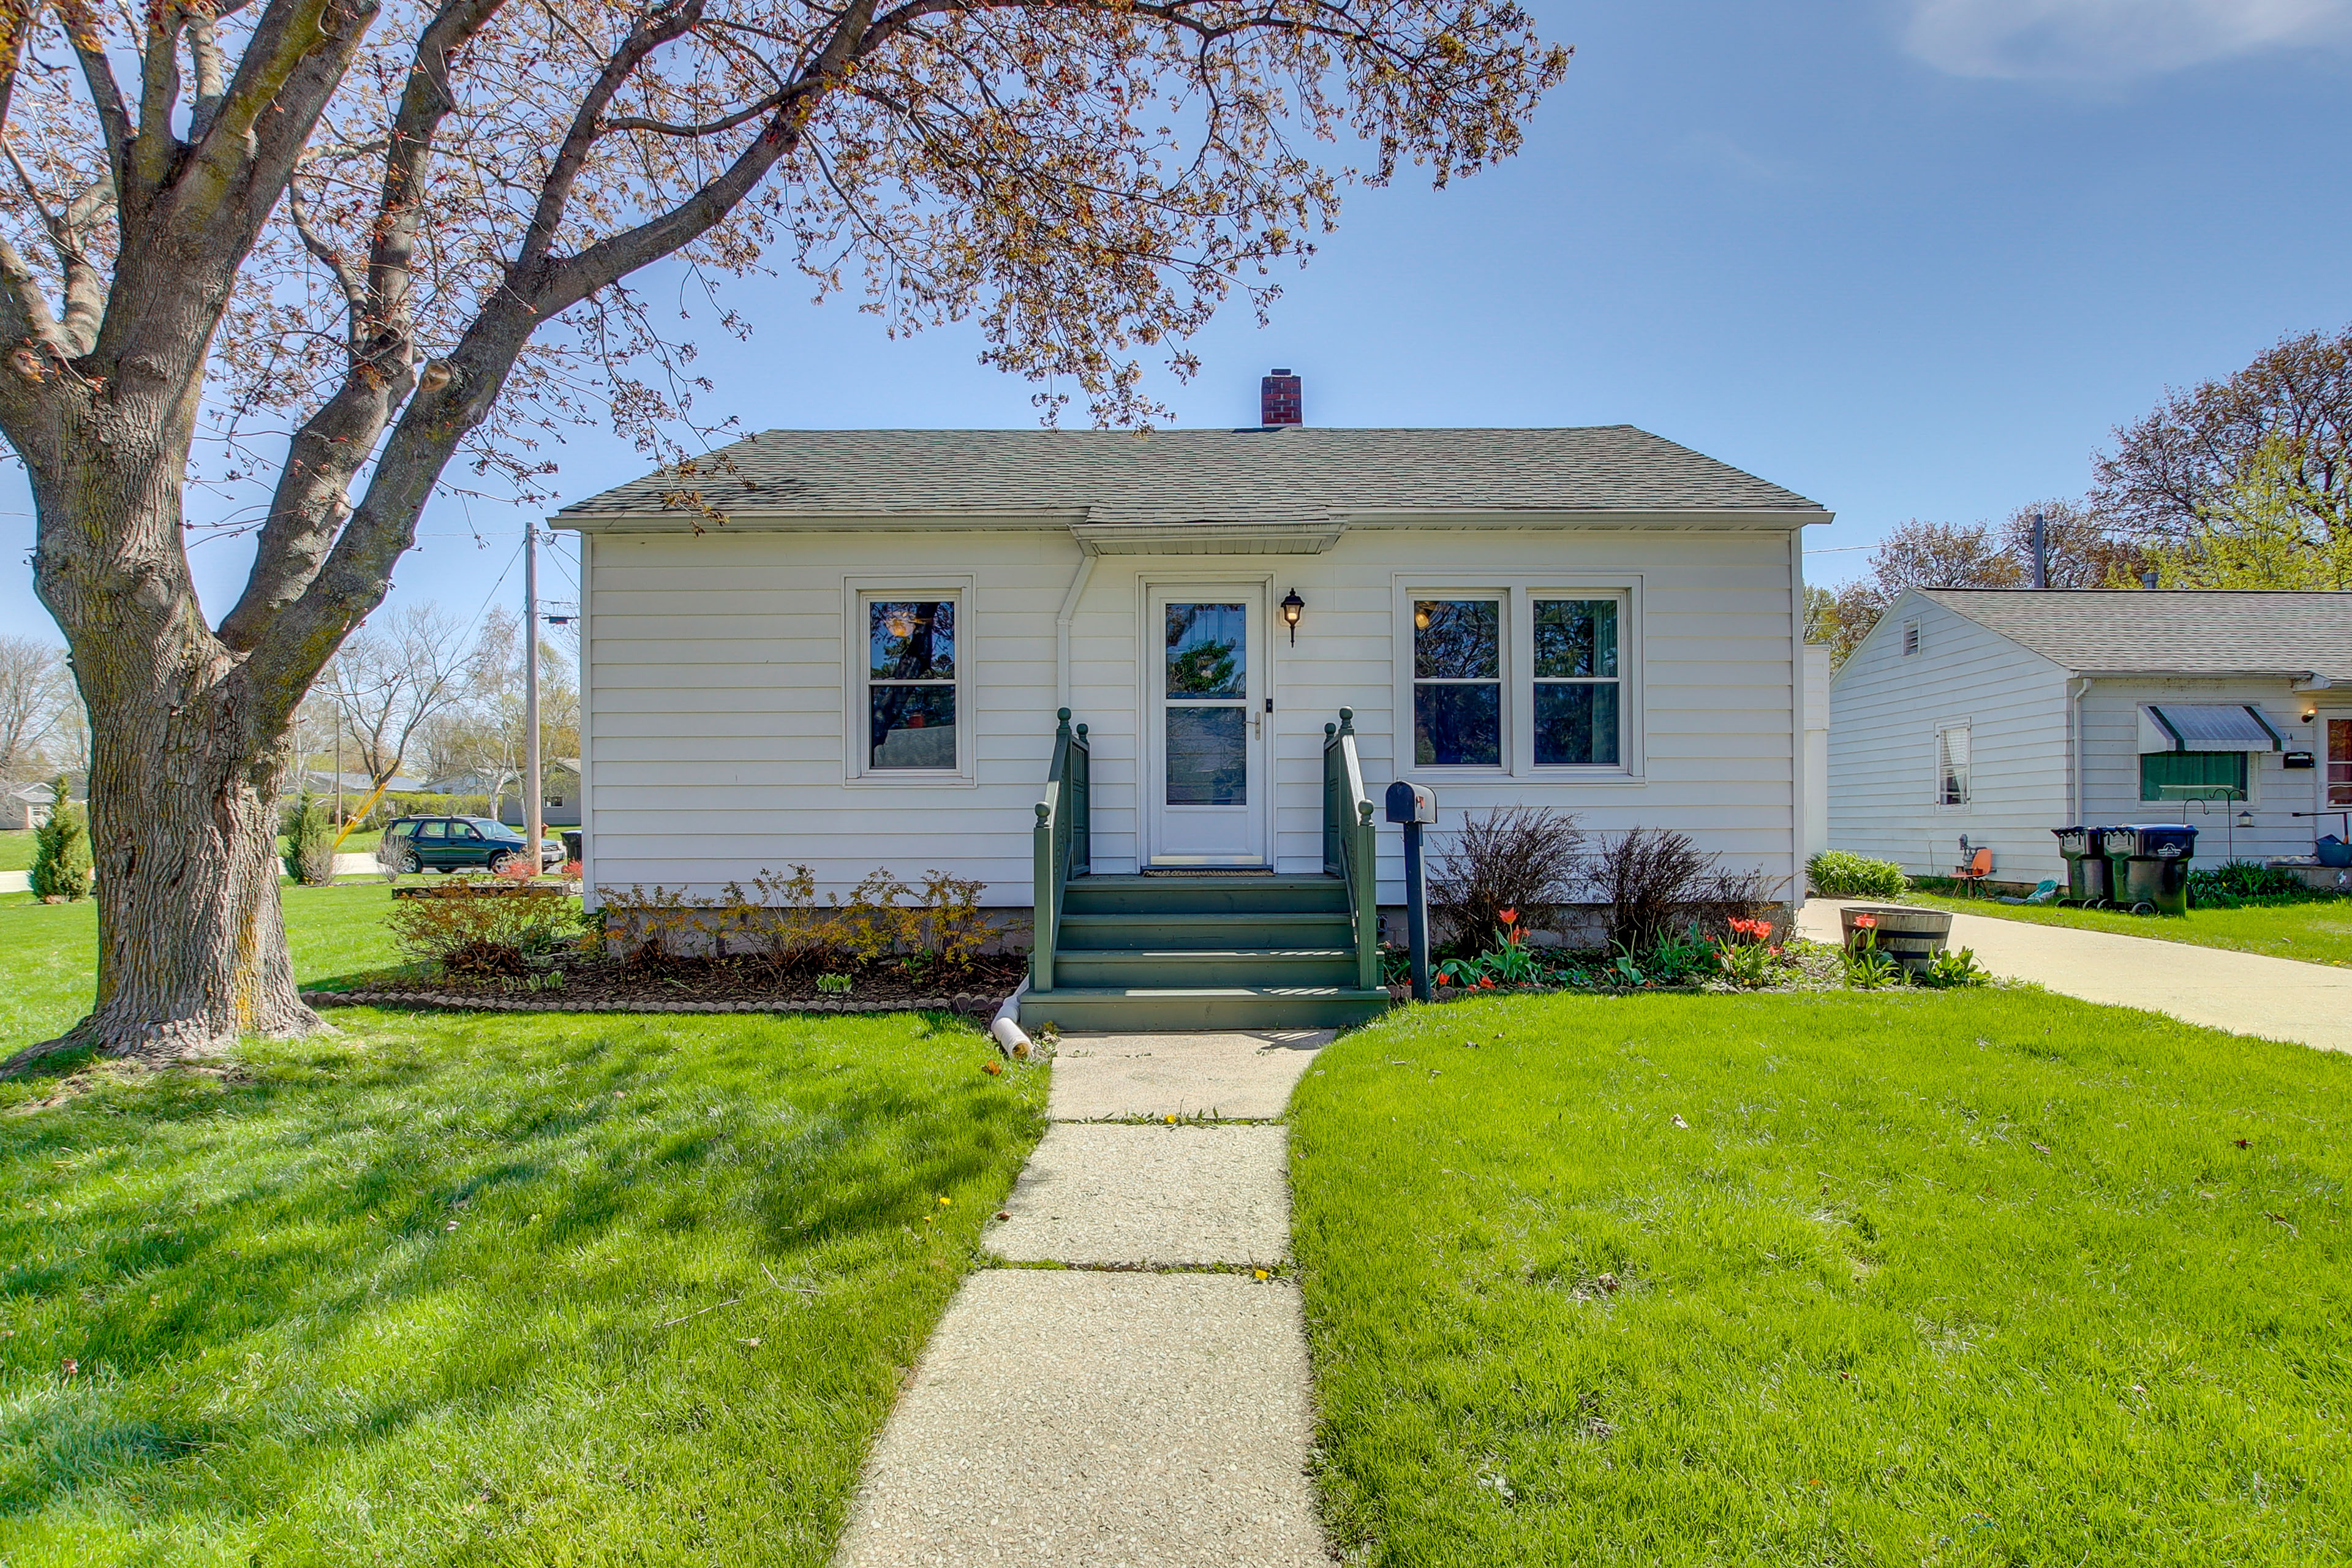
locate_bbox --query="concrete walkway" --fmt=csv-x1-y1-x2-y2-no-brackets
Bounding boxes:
833,1031,1331,1567
1799,897,2352,1055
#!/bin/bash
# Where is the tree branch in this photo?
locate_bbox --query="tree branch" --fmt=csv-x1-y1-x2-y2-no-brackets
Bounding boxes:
215,0,506,653
514,0,707,276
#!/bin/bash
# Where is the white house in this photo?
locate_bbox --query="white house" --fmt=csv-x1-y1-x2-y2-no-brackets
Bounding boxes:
554,386,1830,1026
1827,589,2352,884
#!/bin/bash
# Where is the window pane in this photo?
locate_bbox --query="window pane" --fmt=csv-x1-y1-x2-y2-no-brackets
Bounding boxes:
870,687,957,769
1165,603,1246,697
1414,683,1501,766
2329,719,2351,807
1413,600,1499,679
2140,749,2247,802
1534,599,1618,679
869,601,955,681
1940,726,1970,805
1166,706,1247,804
1535,684,1620,766
417,821,447,840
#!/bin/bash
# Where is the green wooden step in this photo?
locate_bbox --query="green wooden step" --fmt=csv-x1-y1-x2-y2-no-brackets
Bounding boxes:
1062,873,1348,916
1058,910,1354,950
1053,946,1359,989
1019,985,1391,1032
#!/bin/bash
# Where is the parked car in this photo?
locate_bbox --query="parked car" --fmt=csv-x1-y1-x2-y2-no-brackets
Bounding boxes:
377,816,563,875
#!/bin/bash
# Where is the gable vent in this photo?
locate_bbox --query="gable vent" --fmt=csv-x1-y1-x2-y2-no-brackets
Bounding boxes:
1902,619,1921,657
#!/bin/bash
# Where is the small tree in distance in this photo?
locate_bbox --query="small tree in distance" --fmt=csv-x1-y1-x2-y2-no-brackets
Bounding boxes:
29,775,91,902
0,0,1572,1064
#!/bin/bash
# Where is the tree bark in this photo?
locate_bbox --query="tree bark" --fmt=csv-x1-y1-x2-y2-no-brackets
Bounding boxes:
10,377,322,1069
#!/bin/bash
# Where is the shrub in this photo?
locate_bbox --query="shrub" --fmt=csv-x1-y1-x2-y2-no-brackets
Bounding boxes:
1807,849,1909,900
594,866,995,970
2188,861,2312,906
384,881,586,977
282,790,338,886
1594,827,1783,954
1429,805,1584,950
29,775,92,902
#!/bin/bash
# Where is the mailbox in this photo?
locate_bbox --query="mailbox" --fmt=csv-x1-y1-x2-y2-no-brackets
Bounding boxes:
1385,780,1437,825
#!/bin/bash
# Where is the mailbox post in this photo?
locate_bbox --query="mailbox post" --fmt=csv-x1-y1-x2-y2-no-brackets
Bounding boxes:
1384,780,1438,1001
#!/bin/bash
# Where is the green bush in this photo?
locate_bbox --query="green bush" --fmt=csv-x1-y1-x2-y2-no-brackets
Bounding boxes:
29,775,92,902
282,789,339,885
1807,848,1909,900
2188,860,2315,907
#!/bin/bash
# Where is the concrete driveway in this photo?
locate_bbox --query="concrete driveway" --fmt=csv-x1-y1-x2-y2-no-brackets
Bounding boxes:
1799,898,2352,1055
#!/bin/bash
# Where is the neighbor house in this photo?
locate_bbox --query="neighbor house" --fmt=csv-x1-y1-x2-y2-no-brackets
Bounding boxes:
1827,589,2352,885
552,377,1831,1027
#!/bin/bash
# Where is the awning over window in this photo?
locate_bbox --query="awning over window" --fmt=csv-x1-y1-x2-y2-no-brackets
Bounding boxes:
2136,704,2285,754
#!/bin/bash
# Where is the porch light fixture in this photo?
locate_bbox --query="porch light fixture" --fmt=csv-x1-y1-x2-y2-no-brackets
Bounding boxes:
1281,588,1305,644
2237,810,2255,829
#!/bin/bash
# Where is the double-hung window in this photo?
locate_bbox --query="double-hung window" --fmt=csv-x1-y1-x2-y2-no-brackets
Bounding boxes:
1412,599,1501,766
864,597,959,772
1532,598,1620,766
1937,723,1971,806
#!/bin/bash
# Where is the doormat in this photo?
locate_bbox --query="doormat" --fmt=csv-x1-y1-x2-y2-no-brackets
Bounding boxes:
1140,867,1275,876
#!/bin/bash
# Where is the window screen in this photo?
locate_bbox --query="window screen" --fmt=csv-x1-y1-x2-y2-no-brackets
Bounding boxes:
866,599,957,770
2141,750,2247,802
1412,599,1501,766
1938,725,1970,805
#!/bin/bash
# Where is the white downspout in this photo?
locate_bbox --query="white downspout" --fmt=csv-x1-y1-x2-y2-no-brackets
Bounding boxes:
1054,541,1096,713
2068,674,2090,825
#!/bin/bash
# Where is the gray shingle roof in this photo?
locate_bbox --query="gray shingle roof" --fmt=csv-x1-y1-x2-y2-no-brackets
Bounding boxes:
555,426,1826,524
1921,589,2352,682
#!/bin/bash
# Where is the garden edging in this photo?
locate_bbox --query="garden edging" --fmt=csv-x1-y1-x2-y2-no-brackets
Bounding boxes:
301,990,1011,1017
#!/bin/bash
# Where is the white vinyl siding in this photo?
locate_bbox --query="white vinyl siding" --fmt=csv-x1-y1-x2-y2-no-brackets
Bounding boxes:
1827,594,2071,878
578,524,1806,906
1828,592,2327,880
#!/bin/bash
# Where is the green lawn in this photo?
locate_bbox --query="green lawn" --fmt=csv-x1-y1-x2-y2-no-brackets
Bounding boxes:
0,830,32,873
1291,991,2351,1567
1897,888,2352,969
2,882,412,1050
0,888,1049,1566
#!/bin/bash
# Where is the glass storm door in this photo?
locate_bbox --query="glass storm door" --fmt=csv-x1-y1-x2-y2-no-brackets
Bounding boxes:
1147,586,1268,865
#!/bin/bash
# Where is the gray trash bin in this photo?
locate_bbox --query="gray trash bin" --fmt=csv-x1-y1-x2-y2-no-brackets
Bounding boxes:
2052,826,2112,907
2104,824,2196,916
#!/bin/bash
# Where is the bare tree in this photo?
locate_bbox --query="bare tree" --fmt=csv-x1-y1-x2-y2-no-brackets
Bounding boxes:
2093,326,2352,553
0,0,1569,1063
319,605,472,792
0,635,72,781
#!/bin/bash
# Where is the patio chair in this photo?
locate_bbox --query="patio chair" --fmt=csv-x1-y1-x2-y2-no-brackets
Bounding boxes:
1951,845,1992,897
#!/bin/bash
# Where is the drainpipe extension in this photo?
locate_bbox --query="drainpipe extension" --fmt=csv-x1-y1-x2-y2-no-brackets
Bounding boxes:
990,976,1033,1058
1054,544,1097,714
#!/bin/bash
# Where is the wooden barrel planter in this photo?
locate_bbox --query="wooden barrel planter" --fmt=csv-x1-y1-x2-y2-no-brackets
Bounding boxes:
1838,905,1952,974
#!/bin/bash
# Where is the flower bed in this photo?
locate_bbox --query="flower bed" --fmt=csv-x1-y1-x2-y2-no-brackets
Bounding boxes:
314,950,1031,1014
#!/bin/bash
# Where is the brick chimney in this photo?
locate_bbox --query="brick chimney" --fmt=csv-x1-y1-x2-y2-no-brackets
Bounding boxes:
1260,368,1302,426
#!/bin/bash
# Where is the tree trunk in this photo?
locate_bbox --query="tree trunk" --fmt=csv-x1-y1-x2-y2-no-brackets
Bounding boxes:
12,388,323,1069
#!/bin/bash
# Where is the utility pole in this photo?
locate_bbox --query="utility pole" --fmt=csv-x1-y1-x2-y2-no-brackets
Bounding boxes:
524,518,542,870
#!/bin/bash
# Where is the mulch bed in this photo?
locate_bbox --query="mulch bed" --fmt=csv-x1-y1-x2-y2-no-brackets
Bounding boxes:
306,952,1030,1017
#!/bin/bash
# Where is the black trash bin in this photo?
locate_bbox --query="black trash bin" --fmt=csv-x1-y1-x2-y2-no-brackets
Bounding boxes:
2052,826,2113,907
2104,823,2196,916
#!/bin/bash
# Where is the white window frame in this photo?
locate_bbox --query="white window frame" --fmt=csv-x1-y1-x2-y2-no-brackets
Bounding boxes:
1392,576,1645,780
845,576,977,786
1934,718,1971,808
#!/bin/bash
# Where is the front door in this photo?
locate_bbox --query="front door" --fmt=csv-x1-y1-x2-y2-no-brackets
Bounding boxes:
1145,584,1268,866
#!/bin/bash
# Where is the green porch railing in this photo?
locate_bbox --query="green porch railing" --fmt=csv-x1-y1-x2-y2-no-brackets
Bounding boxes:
1031,707,1091,990
1322,708,1381,992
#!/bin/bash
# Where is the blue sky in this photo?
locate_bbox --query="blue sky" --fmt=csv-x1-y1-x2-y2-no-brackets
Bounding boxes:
5,0,2350,641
